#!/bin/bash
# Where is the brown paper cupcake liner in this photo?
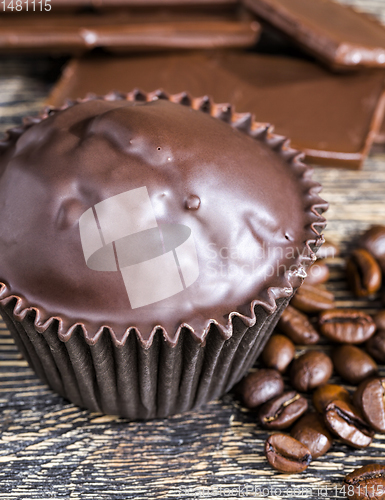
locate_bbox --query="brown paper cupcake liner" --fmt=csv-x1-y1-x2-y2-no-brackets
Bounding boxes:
0,295,290,419
0,90,327,419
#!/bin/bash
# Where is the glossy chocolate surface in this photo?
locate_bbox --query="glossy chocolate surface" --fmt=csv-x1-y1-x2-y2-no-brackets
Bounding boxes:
243,0,385,69
0,96,326,344
47,52,385,168
374,118,385,145
0,8,258,54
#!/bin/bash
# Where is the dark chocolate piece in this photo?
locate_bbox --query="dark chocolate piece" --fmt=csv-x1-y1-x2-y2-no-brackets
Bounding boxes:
0,93,326,345
374,118,385,145
242,0,385,70
47,52,385,168
49,0,237,5
0,9,259,54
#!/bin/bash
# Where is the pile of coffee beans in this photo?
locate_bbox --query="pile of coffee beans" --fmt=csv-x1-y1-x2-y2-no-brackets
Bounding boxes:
237,224,385,492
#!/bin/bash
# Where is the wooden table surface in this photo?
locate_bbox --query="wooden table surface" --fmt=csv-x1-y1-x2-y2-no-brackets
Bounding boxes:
1,2,385,499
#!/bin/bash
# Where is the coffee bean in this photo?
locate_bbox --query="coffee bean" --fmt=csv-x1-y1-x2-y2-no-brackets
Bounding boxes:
347,248,382,297
262,334,295,373
316,240,340,260
366,330,385,363
291,412,333,458
238,369,284,409
278,306,320,345
313,384,351,414
290,351,333,392
344,464,385,500
358,224,385,274
354,378,385,433
265,434,312,473
305,261,330,286
291,284,335,313
319,309,376,344
258,391,308,429
332,345,377,385
374,311,385,331
324,399,374,448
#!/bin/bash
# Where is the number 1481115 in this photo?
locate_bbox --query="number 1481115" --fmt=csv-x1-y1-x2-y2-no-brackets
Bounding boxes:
1,0,51,10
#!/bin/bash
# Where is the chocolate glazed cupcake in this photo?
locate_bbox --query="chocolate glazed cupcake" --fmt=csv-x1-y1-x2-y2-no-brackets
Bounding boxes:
0,90,327,419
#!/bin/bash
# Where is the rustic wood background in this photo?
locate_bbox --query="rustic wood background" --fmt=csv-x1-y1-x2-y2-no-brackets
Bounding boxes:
1,1,385,499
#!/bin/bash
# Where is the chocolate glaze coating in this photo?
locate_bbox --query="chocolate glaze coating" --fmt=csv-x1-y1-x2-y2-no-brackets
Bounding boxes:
0,94,326,346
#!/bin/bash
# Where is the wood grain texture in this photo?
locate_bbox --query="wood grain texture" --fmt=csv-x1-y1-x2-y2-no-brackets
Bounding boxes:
0,2,385,498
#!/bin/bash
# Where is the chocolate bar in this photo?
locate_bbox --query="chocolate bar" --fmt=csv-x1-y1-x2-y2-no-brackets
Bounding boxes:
242,0,385,70
46,51,385,168
49,0,237,5
374,119,385,145
0,8,259,54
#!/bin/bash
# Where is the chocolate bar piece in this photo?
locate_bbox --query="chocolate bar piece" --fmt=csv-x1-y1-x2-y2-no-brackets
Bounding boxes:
46,51,385,168
49,0,237,6
242,0,385,70
0,9,259,54
374,118,385,145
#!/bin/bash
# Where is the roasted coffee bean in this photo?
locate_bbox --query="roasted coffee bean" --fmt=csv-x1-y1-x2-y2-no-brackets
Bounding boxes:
374,311,385,331
319,309,376,344
291,283,335,313
354,377,385,433
278,306,320,345
366,330,385,363
290,351,333,392
305,261,330,286
343,464,385,500
316,240,340,260
324,399,374,448
265,434,312,473
347,248,382,297
258,391,308,430
262,334,295,373
291,412,333,458
332,345,377,385
313,384,351,413
359,224,385,274
238,369,284,409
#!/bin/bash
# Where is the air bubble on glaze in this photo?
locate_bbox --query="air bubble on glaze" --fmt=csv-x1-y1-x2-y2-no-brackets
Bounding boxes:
185,195,201,210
